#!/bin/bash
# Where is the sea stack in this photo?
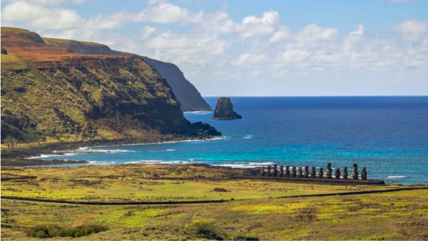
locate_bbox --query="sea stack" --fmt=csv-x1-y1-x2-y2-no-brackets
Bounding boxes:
212,97,242,120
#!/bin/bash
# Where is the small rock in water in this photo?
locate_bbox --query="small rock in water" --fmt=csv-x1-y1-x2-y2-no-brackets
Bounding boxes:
212,97,242,120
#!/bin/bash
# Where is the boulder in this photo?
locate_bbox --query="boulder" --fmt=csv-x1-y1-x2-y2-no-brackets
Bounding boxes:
192,121,222,136
212,97,242,120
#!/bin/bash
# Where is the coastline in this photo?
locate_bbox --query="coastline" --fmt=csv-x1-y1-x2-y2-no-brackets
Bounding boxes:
1,134,216,160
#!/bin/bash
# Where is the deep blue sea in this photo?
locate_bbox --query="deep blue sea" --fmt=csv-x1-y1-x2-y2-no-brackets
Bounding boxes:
35,97,428,185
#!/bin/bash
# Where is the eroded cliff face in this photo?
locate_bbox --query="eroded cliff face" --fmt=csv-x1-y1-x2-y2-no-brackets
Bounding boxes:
141,57,212,112
1,27,217,143
43,37,212,112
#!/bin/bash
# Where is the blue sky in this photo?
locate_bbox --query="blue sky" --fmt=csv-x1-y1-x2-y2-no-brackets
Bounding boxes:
2,0,428,96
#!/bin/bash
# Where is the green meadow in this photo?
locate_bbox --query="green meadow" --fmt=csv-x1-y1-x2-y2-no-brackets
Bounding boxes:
2,164,428,240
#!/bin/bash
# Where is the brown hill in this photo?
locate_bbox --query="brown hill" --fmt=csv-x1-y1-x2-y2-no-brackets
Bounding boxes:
1,27,219,144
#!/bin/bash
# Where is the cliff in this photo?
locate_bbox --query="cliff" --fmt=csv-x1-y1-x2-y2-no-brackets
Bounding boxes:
212,97,242,120
1,27,219,144
43,38,211,112
140,57,212,112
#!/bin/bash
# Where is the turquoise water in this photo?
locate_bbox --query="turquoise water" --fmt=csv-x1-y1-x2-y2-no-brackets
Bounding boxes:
35,97,428,185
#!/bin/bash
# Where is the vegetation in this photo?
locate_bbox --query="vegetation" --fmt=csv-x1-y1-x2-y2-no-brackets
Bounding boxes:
1,26,199,146
4,136,20,149
2,185,427,240
1,164,397,203
25,224,108,238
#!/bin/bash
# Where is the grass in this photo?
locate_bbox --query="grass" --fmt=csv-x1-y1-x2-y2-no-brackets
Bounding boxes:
2,188,427,240
1,52,29,70
1,164,427,240
1,164,396,203
43,37,108,47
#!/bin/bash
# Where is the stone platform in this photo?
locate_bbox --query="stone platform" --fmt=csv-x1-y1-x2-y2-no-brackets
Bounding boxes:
230,176,385,185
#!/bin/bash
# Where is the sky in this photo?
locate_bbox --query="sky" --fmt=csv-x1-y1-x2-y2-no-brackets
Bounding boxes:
1,0,428,96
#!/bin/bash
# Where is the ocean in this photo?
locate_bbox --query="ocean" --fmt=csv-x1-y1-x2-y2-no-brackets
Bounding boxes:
34,97,428,185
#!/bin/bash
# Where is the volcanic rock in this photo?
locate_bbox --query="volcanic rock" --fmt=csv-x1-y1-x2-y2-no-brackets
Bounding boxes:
192,121,222,136
212,97,242,120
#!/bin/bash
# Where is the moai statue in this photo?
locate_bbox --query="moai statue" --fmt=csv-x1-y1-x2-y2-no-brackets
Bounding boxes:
326,163,332,178
304,166,309,178
267,165,271,177
261,166,266,176
297,167,303,178
352,163,358,180
291,166,297,177
343,167,348,179
318,167,324,178
279,166,284,177
285,166,290,177
273,164,278,177
361,167,367,180
335,167,340,179
310,167,316,178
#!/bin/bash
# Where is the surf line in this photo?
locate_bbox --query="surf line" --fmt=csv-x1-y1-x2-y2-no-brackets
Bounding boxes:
2,187,427,206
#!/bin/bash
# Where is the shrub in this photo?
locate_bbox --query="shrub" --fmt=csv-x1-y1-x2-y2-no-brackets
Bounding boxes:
26,224,108,238
186,220,223,240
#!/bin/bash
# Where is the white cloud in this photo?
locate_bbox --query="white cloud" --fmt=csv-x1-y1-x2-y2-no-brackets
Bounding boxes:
1,1,84,30
84,14,123,29
230,53,267,66
293,24,338,48
147,0,169,5
1,2,202,31
3,0,86,5
197,12,235,34
141,26,157,40
269,26,290,43
277,49,310,64
237,10,280,38
144,31,229,66
109,3,204,24
394,19,428,40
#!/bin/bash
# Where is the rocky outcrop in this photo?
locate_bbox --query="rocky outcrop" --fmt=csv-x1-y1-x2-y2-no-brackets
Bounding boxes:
43,37,212,112
1,27,220,143
212,97,242,120
192,121,222,136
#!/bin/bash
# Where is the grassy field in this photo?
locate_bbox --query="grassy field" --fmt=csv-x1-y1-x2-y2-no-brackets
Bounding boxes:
1,164,396,203
2,164,428,240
